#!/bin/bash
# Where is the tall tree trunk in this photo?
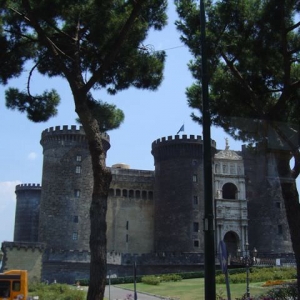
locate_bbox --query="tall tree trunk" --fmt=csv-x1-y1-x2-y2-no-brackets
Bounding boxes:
74,91,112,300
86,136,112,300
274,150,300,296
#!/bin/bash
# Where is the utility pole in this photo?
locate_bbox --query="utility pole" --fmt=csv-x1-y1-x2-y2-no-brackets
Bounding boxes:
200,0,216,299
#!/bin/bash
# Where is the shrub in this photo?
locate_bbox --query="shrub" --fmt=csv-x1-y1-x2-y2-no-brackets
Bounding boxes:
141,275,160,285
160,274,182,282
263,282,298,300
28,283,86,300
216,267,296,284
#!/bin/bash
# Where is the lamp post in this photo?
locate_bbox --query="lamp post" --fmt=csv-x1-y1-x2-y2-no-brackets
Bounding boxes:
237,244,258,299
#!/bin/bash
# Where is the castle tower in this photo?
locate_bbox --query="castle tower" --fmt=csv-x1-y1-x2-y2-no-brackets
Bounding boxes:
39,125,110,250
242,144,293,254
151,134,216,253
14,184,41,242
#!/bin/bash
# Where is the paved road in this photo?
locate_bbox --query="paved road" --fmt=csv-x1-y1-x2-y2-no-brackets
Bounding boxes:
104,285,165,300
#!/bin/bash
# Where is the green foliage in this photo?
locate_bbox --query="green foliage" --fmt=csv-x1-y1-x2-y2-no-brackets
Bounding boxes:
264,282,298,300
28,283,85,300
216,267,296,284
1,0,167,125
175,0,300,143
141,275,161,285
76,97,124,131
5,88,60,122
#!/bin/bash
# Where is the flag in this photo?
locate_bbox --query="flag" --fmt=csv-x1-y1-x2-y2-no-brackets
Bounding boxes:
177,124,184,134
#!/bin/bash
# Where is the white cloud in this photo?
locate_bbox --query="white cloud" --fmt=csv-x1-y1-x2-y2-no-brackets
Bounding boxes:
0,181,21,242
28,152,37,160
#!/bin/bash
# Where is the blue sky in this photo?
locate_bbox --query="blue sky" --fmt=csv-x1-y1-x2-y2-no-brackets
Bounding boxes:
0,2,260,243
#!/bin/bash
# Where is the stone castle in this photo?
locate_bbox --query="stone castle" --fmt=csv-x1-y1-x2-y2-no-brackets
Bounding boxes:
1,125,293,283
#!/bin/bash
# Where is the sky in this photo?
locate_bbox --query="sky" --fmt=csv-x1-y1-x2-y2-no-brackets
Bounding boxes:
0,2,280,244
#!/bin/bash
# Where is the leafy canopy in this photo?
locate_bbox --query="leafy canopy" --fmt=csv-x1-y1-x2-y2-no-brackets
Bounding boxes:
175,0,300,147
1,0,167,130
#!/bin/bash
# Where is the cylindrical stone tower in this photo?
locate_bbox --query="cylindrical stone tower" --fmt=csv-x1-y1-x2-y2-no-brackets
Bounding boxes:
151,134,216,253
243,144,293,254
14,184,41,242
39,125,110,250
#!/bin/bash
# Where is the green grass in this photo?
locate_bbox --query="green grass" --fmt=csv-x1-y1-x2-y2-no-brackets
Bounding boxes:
116,278,272,300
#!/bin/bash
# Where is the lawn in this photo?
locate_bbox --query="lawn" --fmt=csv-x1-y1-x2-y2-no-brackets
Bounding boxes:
116,278,272,300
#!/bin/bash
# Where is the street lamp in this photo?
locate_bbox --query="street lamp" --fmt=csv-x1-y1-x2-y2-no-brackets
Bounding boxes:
237,243,258,299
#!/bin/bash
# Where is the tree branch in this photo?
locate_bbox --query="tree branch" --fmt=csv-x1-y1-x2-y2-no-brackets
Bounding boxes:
83,0,147,94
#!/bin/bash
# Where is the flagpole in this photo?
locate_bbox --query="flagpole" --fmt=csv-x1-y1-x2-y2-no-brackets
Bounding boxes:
200,0,216,299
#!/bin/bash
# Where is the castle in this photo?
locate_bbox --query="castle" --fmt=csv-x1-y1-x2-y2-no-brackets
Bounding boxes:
1,125,293,283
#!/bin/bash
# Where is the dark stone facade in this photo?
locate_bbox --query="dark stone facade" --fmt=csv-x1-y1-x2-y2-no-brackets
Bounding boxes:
8,125,294,283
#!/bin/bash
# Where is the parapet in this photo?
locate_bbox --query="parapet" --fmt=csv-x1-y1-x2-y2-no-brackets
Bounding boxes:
15,183,41,191
152,134,216,149
2,241,46,251
40,125,110,150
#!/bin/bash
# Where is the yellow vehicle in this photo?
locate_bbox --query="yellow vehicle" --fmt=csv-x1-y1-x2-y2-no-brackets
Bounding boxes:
0,270,28,300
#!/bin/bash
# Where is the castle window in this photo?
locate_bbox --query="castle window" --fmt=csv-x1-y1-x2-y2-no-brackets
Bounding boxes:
116,189,121,196
75,166,81,174
193,222,199,232
73,216,79,223
278,225,283,235
193,196,199,205
149,191,153,200
129,190,134,198
123,189,127,197
215,164,220,174
136,190,141,198
193,174,198,182
194,240,199,247
126,221,129,230
142,191,147,199
222,183,238,199
126,234,129,243
230,164,236,175
276,202,281,209
72,232,78,240
76,155,82,162
74,189,81,197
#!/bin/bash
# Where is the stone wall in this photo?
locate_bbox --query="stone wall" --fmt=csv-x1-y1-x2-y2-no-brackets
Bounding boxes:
1,242,45,283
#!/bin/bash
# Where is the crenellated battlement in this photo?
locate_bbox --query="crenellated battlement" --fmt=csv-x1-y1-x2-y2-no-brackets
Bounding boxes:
40,125,110,150
152,134,216,149
41,125,109,139
2,241,46,251
16,183,41,191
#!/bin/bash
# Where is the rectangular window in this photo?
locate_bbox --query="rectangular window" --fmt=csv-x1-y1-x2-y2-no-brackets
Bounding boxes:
126,234,129,243
193,222,199,232
126,221,129,230
192,174,197,182
276,202,281,209
74,189,81,198
76,155,82,162
72,232,78,240
73,216,78,223
75,166,81,174
193,196,198,205
194,240,199,247
278,225,283,235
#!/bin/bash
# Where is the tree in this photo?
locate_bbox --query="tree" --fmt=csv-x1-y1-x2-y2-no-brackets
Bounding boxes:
175,0,300,294
0,1,167,299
